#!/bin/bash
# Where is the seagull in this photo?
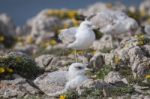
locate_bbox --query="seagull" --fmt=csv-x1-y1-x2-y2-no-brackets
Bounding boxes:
87,10,139,36
34,63,89,96
59,20,96,62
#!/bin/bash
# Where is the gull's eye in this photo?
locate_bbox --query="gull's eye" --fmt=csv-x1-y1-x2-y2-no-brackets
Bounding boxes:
76,66,83,70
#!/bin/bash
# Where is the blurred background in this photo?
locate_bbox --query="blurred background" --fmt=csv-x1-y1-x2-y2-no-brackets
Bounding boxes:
0,0,142,26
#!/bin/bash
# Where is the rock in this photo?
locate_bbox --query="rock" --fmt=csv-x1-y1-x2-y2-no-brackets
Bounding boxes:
0,13,16,47
35,54,55,70
0,75,39,98
0,51,42,79
87,10,138,36
79,2,126,16
139,0,150,16
14,44,38,55
113,37,150,77
104,71,127,85
25,9,62,36
133,84,150,94
0,13,16,36
89,52,105,69
35,54,74,71
92,35,115,51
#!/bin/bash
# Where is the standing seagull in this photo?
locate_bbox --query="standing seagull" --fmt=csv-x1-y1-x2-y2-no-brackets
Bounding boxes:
59,20,96,61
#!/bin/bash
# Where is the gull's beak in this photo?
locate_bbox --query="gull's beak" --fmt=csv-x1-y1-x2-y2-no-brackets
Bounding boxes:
85,67,92,72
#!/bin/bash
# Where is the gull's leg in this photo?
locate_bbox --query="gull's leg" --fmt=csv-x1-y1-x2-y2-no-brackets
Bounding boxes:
74,49,78,62
82,50,88,63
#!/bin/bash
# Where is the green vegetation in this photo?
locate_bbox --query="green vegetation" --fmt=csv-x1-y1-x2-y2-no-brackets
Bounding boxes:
0,52,43,79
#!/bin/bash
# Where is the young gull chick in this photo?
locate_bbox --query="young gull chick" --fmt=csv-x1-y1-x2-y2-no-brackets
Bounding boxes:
34,63,89,96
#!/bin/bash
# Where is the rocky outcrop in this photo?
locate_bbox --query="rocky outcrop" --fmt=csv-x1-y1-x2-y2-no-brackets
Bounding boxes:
0,13,16,47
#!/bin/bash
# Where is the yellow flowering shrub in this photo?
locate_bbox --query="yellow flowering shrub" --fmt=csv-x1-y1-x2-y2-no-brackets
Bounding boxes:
0,36,4,42
59,95,66,99
145,74,150,79
0,67,5,73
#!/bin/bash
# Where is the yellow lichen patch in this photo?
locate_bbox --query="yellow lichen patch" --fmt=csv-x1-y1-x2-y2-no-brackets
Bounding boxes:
26,35,34,44
145,74,150,79
114,55,121,65
6,68,13,73
0,36,4,42
59,95,66,99
0,67,5,73
140,10,147,17
135,34,145,46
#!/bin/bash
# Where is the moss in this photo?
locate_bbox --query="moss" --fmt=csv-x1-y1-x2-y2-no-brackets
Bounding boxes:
63,91,78,99
0,52,43,79
110,86,134,96
94,65,112,79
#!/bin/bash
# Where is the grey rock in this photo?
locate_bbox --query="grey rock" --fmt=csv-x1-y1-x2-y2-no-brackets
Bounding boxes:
92,35,116,51
35,54,74,71
88,10,138,35
14,44,38,55
113,37,150,77
139,0,150,16
104,71,127,85
79,2,127,16
0,76,39,98
0,13,16,36
89,52,105,69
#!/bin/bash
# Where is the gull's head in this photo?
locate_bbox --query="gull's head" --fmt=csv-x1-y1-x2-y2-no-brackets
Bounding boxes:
125,18,139,35
69,63,88,76
80,20,93,28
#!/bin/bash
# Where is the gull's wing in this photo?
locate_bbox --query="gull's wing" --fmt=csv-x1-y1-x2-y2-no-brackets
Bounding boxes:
34,71,68,95
59,27,77,44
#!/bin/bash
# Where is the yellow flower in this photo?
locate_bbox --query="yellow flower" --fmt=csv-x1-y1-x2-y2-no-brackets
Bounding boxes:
59,95,66,99
72,18,79,27
0,67,5,73
145,74,150,79
106,3,112,8
68,10,77,18
0,36,4,42
49,39,57,46
6,68,13,73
